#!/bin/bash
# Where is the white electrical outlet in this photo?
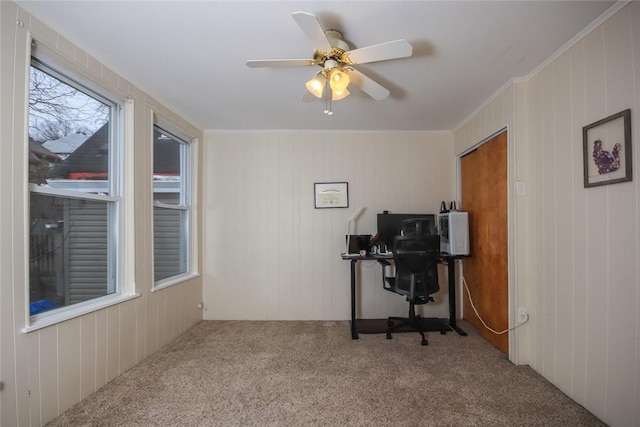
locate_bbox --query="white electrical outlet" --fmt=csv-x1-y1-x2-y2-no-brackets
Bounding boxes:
517,307,529,324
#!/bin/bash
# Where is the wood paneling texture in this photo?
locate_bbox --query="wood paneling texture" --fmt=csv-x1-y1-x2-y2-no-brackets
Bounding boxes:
461,132,509,354
0,3,203,425
455,3,640,426
203,131,455,322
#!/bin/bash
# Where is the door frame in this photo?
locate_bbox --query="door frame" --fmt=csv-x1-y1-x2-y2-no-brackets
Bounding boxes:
456,126,520,362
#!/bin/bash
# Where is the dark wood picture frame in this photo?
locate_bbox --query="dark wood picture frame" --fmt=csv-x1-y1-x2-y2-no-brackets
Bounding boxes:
583,109,632,188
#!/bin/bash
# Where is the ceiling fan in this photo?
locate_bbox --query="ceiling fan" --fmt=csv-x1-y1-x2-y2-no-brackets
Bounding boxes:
246,12,413,114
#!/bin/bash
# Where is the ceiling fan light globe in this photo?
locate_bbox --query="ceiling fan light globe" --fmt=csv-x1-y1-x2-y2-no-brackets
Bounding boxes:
331,88,350,101
305,75,326,98
329,68,350,92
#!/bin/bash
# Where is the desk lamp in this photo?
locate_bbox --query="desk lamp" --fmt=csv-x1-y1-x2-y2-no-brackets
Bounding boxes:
344,207,366,254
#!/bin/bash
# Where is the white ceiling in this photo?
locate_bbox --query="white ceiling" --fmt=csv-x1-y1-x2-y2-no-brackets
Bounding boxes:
17,1,616,131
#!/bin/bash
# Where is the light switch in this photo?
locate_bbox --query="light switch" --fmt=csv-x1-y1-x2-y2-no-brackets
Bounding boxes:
516,180,527,196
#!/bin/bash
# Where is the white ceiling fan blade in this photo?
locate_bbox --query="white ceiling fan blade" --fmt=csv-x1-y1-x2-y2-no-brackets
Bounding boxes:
348,69,390,100
346,39,413,65
292,11,333,53
246,59,315,68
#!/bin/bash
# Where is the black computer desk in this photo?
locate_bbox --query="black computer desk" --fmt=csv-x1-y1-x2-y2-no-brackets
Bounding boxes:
341,252,468,339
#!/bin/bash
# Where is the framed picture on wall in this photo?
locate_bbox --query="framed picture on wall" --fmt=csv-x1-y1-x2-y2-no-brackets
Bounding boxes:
583,109,632,188
314,182,349,208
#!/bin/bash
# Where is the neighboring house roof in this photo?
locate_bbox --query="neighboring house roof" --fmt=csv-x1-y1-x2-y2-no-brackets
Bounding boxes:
42,132,90,156
50,123,180,179
50,124,108,179
153,138,180,174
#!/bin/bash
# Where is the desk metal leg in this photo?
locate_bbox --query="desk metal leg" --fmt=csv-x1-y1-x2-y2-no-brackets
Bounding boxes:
350,260,359,339
447,257,467,336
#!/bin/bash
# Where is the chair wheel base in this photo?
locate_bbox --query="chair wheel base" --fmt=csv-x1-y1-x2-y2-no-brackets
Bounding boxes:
386,314,436,346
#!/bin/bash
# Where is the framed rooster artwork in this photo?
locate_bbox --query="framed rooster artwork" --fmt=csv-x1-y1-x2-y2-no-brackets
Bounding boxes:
583,109,632,188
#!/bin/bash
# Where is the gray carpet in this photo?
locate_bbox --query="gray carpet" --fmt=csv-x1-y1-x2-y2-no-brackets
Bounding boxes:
47,320,605,426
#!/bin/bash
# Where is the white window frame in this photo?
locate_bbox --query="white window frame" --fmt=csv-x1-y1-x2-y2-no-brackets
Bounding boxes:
24,44,137,332
152,118,195,289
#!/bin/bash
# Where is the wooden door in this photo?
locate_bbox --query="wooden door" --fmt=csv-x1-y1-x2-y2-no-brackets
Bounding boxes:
460,131,508,354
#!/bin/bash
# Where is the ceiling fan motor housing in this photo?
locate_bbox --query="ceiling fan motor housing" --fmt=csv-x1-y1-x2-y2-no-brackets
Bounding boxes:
324,29,350,52
312,29,352,69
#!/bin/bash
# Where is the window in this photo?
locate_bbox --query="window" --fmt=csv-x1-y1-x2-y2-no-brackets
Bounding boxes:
28,57,124,319
153,125,192,285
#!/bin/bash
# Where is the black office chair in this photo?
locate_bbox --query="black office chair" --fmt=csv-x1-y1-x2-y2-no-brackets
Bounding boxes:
383,234,441,345
400,217,435,237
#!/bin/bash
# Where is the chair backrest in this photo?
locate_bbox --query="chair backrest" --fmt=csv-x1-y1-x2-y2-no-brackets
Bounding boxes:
401,218,435,238
391,234,440,298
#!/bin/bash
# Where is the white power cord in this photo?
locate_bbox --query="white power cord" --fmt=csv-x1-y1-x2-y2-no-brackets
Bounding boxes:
461,274,528,335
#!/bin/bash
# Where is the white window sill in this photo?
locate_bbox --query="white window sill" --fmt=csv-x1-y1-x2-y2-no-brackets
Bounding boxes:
153,272,200,291
23,292,140,333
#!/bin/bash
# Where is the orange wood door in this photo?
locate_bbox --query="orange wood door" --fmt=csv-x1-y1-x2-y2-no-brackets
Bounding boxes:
460,131,508,354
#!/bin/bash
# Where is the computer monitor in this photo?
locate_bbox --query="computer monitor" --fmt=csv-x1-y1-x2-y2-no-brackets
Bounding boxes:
376,213,436,248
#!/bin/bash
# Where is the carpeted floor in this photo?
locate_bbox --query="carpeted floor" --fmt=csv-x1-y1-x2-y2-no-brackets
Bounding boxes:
46,320,605,426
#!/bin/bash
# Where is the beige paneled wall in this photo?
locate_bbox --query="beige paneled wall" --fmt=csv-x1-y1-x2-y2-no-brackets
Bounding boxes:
0,3,203,426
455,3,640,426
455,83,516,155
203,131,455,321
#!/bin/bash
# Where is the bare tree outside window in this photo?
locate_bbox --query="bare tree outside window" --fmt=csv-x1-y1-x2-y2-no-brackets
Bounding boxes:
29,60,117,317
29,65,111,186
29,66,108,143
